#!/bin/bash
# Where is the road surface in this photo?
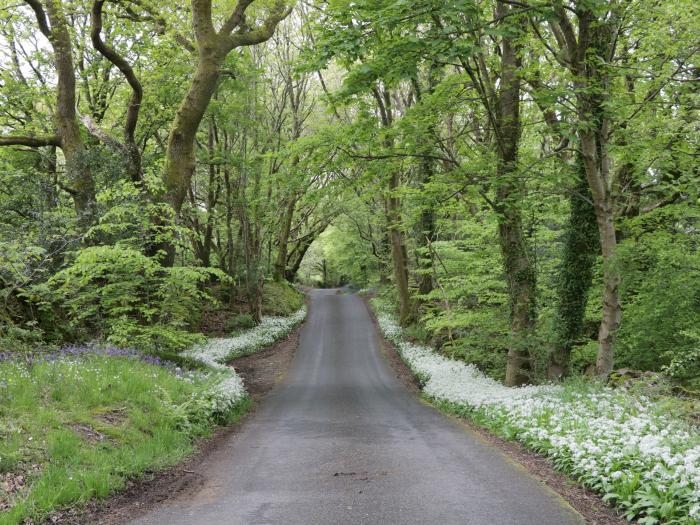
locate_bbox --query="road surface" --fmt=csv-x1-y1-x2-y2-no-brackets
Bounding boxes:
132,289,583,525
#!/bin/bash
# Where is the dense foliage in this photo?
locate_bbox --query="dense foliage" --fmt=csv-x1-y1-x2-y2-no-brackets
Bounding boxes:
0,0,696,385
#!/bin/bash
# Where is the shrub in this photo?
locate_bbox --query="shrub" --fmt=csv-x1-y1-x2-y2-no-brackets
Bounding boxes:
47,246,224,353
615,217,700,372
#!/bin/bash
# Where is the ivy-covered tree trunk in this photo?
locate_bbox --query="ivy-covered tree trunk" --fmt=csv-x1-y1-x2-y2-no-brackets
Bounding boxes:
498,193,536,387
549,153,599,379
549,3,622,378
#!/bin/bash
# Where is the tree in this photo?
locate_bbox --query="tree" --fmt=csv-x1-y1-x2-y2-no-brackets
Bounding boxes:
162,0,291,225
0,0,96,228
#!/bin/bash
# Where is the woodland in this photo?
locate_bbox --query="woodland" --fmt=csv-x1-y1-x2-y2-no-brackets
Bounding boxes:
0,0,699,522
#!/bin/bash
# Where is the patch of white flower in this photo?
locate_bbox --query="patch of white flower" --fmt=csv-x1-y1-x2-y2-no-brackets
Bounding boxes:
184,306,306,418
184,307,307,368
204,372,247,416
374,302,700,524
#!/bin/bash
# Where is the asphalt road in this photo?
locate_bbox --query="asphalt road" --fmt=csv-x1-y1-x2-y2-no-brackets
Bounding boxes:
132,289,584,525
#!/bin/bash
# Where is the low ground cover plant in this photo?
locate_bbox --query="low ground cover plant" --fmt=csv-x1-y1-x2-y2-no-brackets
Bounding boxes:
185,306,307,366
372,298,700,525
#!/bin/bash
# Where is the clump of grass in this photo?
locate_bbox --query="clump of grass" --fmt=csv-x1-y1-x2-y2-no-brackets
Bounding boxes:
0,354,247,524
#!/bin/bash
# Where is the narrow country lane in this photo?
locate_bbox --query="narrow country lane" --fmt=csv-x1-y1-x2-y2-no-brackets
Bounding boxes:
131,290,584,525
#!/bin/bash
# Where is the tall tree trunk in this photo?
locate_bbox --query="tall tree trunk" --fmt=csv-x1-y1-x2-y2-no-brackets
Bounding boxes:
580,126,620,377
386,173,413,326
274,193,296,281
159,0,290,265
286,235,315,282
164,52,222,217
574,7,621,378
549,152,599,379
45,0,96,227
19,0,97,228
498,196,536,387
494,0,534,386
240,207,263,322
417,156,436,297
378,230,392,285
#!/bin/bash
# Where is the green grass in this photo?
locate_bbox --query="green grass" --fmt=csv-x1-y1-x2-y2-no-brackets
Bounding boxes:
0,355,249,525
262,281,304,316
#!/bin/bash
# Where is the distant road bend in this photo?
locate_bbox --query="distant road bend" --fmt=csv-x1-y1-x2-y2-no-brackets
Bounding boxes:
132,289,584,525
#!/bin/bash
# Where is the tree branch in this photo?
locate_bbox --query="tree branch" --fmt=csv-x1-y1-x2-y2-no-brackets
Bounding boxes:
226,1,292,51
219,0,254,36
23,0,51,37
90,0,143,146
0,135,60,147
79,114,126,152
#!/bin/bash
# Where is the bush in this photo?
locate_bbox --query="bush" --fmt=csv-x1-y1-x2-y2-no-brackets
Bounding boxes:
46,246,224,353
615,213,700,372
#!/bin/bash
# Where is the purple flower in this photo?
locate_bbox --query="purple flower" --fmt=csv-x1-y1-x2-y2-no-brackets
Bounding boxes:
1,344,176,370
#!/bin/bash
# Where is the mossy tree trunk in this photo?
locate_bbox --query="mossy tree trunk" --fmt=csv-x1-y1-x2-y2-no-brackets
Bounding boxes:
161,0,291,265
2,0,97,229
494,1,535,387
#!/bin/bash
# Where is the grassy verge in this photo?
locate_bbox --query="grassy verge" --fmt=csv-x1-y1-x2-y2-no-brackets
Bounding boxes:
0,287,306,524
370,297,700,525
0,351,249,525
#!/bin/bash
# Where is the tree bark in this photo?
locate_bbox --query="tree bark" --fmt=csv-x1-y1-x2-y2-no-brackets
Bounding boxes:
164,52,222,216
15,0,97,228
417,156,436,297
386,173,413,326
494,1,534,386
163,0,290,218
580,128,620,377
43,0,96,227
274,192,297,281
549,2,622,378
